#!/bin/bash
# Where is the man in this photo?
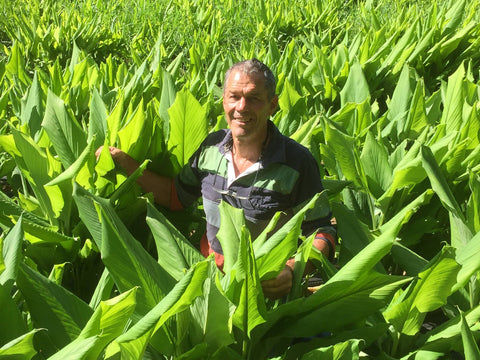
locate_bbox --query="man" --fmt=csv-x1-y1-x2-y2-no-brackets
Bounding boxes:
97,59,335,299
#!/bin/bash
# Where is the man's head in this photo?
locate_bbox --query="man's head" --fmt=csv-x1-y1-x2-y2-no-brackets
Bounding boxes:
223,59,278,145
224,59,277,100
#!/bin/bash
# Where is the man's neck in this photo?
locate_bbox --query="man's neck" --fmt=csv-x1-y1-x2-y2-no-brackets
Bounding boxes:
230,127,269,175
232,137,263,162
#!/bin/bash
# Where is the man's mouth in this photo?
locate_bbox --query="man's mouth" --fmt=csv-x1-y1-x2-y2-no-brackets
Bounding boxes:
234,117,252,123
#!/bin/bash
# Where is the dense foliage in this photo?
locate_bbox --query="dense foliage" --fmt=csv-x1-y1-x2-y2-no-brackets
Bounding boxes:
1,0,480,358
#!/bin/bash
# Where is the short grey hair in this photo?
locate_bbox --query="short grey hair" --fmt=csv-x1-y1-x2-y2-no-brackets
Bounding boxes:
224,58,277,100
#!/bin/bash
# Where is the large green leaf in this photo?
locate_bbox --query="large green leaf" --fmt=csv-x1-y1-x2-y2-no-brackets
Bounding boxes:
440,63,465,133
42,90,87,169
50,288,138,359
323,119,366,189
167,87,208,166
106,92,125,146
332,202,372,266
158,69,176,130
252,218,411,354
0,282,27,347
16,263,93,350
117,98,153,162
105,260,209,359
20,72,44,141
146,202,204,281
4,41,30,88
97,197,176,317
452,230,480,293
360,131,393,198
6,128,59,222
301,339,362,360
258,271,410,346
216,201,245,273
460,311,480,360
254,193,324,280
0,329,40,359
220,225,267,339
188,261,234,350
383,246,460,336
275,79,304,136
421,145,472,248
383,64,415,140
416,304,480,354
87,88,108,151
340,60,370,106
0,215,24,287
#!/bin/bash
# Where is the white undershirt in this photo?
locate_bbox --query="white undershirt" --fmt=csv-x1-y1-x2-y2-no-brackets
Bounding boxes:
224,150,262,187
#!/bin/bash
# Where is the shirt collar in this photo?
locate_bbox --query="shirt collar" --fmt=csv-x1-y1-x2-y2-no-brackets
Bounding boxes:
218,120,287,165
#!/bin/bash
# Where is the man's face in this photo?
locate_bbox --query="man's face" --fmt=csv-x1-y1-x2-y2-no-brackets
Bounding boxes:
223,70,278,142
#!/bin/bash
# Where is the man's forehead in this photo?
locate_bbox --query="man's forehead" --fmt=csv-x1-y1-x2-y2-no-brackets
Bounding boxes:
225,70,267,92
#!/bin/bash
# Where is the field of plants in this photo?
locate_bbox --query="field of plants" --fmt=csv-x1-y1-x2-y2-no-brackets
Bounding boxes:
1,0,480,358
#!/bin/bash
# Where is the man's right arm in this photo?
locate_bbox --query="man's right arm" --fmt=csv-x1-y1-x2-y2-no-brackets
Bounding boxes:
95,146,173,208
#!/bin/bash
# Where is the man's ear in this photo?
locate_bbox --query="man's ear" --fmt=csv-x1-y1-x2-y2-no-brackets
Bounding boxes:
270,95,279,115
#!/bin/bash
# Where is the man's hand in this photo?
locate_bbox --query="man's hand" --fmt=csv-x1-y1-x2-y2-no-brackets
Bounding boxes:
95,145,173,208
261,265,293,300
95,146,138,174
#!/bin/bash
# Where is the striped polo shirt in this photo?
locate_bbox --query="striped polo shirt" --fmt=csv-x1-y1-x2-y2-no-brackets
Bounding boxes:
174,121,335,255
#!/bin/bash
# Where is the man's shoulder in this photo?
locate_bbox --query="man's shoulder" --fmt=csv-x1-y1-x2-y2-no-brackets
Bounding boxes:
269,126,316,166
201,128,230,147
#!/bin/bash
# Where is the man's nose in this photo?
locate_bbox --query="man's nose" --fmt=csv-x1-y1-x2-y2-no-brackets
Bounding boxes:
236,96,247,111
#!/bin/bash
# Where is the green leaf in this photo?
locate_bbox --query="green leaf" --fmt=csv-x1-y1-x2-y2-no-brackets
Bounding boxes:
20,72,44,141
47,336,101,360
5,42,30,88
117,99,152,162
51,288,138,359
0,282,27,347
158,70,176,133
421,146,472,248
290,116,320,148
383,247,460,335
188,261,234,349
216,201,245,273
75,183,175,318
16,263,93,349
88,268,115,309
275,79,304,136
107,261,209,359
360,131,393,198
88,88,108,151
0,329,41,359
460,311,480,360
301,339,362,360
417,304,480,354
8,128,58,222
167,87,208,166
254,193,324,280
42,90,87,169
340,61,369,106
324,120,366,189
97,198,176,317
252,218,410,352
227,226,267,338
146,202,204,281
0,215,24,287
440,63,465,133
106,92,125,146
333,199,375,267
453,230,480,293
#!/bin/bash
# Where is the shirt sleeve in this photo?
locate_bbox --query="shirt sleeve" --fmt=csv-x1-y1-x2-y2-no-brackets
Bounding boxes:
174,146,204,208
292,153,337,242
